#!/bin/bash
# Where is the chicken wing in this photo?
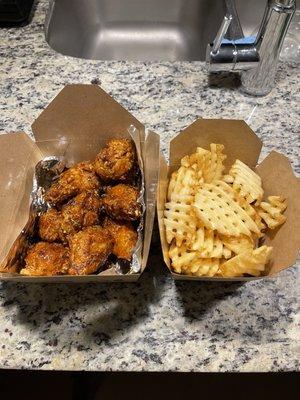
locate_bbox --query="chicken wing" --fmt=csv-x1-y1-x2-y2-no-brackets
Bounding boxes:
60,191,101,238
21,242,70,276
44,162,100,206
102,184,142,221
39,208,62,242
104,218,138,261
39,191,101,242
68,226,114,275
94,139,136,182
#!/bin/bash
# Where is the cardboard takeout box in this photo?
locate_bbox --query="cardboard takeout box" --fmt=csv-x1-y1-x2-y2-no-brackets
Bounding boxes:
0,84,160,282
157,118,300,281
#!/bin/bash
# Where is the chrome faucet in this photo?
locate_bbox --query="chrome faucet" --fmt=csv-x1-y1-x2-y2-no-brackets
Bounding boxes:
206,0,296,96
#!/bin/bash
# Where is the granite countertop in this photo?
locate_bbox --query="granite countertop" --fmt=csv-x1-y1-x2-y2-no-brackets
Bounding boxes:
0,1,299,372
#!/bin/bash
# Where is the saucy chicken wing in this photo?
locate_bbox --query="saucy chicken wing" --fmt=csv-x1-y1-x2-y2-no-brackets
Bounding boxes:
104,218,138,261
39,208,62,242
94,139,136,182
44,162,100,206
21,242,70,276
39,191,101,242
68,226,114,275
102,184,142,221
60,191,101,238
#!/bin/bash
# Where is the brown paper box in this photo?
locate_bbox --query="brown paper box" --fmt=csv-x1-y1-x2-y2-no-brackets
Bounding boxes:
157,118,300,281
0,84,160,282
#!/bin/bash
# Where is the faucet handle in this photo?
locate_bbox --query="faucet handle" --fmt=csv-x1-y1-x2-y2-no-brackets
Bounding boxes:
212,15,233,54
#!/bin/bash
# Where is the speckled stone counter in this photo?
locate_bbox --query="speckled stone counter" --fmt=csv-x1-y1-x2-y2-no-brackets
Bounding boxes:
0,1,299,372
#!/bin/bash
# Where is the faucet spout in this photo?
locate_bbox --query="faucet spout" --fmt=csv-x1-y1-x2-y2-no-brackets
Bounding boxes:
241,0,296,96
206,0,296,96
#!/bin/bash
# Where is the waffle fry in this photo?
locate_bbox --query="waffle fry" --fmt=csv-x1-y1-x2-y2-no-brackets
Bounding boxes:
219,245,272,277
200,144,226,183
167,164,199,201
191,225,231,258
164,144,287,278
164,163,200,246
168,242,197,273
193,182,260,237
169,242,220,277
164,195,196,247
256,196,287,229
187,258,220,277
228,159,263,204
220,235,254,254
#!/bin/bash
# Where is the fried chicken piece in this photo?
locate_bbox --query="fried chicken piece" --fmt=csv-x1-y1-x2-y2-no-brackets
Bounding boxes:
39,208,62,242
103,184,142,221
44,162,100,206
39,192,101,243
21,242,70,276
94,139,136,182
104,218,138,261
68,226,114,275
60,191,101,238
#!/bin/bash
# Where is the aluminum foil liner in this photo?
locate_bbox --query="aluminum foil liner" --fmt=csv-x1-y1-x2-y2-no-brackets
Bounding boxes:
3,133,145,276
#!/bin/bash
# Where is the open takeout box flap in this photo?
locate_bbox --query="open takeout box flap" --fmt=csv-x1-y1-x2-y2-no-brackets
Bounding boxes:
0,132,43,267
0,85,159,282
157,153,170,268
256,151,300,275
142,131,160,270
31,84,145,164
169,119,262,172
158,119,299,281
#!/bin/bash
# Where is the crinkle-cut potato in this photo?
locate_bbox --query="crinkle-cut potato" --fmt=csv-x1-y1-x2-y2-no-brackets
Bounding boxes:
168,242,220,277
164,196,197,247
214,180,266,236
219,245,272,277
214,180,256,219
180,143,226,184
256,196,287,229
188,144,226,183
228,159,264,204
168,242,198,273
204,143,227,183
220,235,254,254
187,258,220,277
193,182,260,237
168,164,200,201
164,143,287,278
191,225,231,259
181,147,209,174
164,163,200,247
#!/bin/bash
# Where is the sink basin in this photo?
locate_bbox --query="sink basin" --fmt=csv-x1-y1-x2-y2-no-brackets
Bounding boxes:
45,0,266,61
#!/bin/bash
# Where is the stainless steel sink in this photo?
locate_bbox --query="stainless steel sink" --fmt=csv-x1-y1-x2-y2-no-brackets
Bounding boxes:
45,0,266,61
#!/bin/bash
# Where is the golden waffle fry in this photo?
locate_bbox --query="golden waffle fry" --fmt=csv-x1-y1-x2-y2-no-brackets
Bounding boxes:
164,195,197,246
214,180,254,215
193,182,260,237
165,162,201,246
200,144,226,183
219,245,272,277
181,147,207,167
223,174,234,183
164,143,287,278
191,225,231,258
186,258,220,277
168,242,197,273
216,181,266,236
167,171,178,201
229,159,264,204
256,196,287,229
167,164,199,201
220,234,254,254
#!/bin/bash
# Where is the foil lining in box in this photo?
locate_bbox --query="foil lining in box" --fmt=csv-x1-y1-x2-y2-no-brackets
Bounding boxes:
2,136,145,276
